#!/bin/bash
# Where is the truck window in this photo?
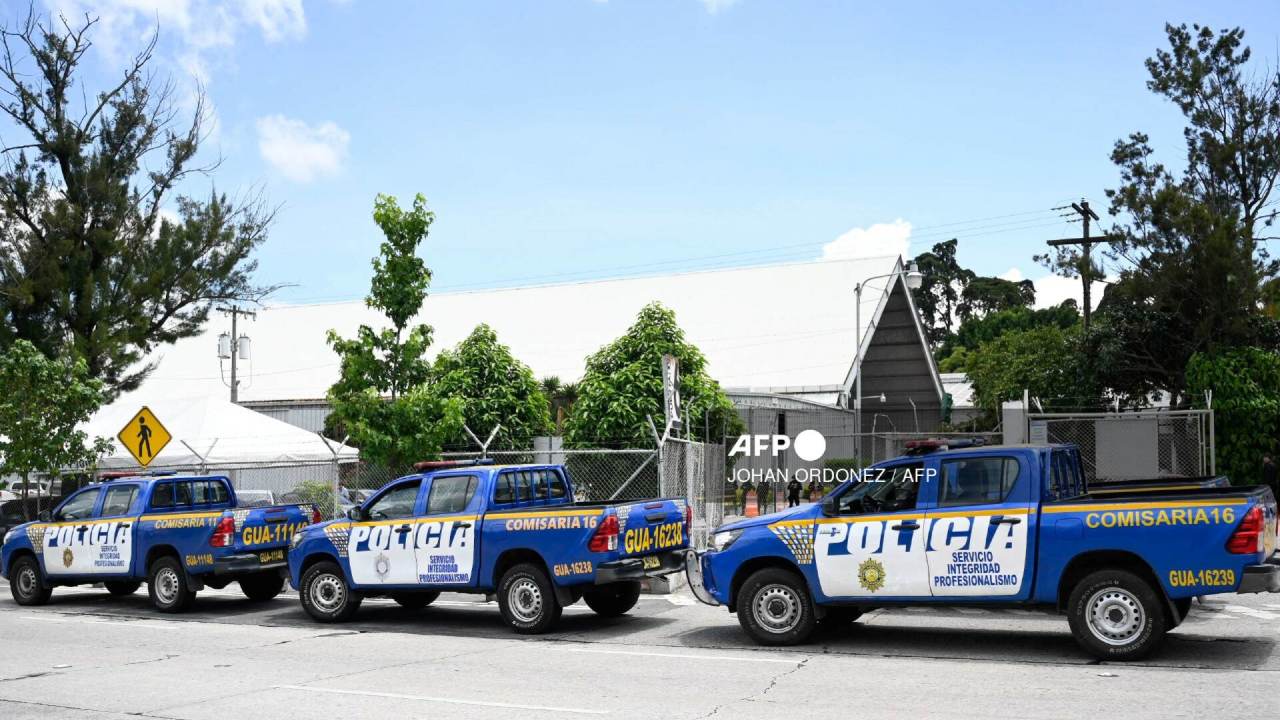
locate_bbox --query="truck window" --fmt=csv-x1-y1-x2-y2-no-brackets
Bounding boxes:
100,485,139,517
366,481,421,520
546,470,567,499
494,474,515,504
938,457,1019,507
191,480,229,506
836,463,923,514
515,471,536,502
56,488,101,521
427,475,477,515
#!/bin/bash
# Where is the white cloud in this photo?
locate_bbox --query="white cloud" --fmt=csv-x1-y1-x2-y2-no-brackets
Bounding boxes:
243,0,307,43
821,219,912,261
256,115,350,182
999,267,1024,282
699,0,740,13
1029,273,1110,312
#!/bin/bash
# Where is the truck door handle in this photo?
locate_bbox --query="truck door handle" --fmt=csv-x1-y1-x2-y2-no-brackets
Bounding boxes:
891,521,919,531
645,512,667,522
395,524,412,532
118,524,131,530
992,517,1022,526
455,522,472,529
76,525,89,532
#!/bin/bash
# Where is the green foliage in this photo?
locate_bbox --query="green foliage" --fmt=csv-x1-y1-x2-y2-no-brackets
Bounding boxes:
937,304,1080,372
967,325,1099,412
327,194,463,468
289,479,342,519
0,14,272,394
432,324,551,450
957,277,1036,322
1186,348,1280,485
1049,24,1280,402
0,341,111,515
564,302,745,448
911,239,974,346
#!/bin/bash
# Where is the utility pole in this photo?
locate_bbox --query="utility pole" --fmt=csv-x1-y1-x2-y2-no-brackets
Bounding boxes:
1044,200,1119,331
216,306,256,403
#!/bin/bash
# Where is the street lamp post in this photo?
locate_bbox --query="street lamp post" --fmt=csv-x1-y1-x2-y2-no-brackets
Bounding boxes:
854,261,923,462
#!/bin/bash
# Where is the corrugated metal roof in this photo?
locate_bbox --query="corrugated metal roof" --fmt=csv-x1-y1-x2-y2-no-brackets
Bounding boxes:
136,255,906,403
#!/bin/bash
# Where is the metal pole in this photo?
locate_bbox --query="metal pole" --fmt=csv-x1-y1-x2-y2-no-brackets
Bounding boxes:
229,310,238,403
855,282,862,465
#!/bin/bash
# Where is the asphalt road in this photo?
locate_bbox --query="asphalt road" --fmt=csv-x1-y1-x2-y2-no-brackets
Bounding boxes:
0,579,1275,719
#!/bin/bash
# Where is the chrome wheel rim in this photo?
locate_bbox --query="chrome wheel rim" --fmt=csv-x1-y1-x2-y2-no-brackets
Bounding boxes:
509,578,543,623
310,573,346,613
1087,587,1145,646
16,564,37,597
154,567,180,605
753,584,802,634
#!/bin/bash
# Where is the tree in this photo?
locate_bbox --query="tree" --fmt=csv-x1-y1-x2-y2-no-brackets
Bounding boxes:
936,304,1080,372
326,194,463,469
956,276,1036,322
966,325,1099,413
564,302,744,448
0,12,274,394
1069,24,1280,402
911,239,974,346
1186,347,1280,485
540,376,579,434
432,324,551,450
0,340,111,518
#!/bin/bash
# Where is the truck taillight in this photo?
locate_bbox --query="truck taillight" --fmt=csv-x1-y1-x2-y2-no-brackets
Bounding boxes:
1227,506,1265,554
588,515,619,553
210,515,236,548
311,507,322,524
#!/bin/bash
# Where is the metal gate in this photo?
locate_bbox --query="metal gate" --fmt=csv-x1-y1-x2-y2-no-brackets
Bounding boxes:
1026,409,1214,483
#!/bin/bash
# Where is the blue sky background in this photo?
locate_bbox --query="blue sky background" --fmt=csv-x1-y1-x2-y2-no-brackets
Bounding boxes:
19,1,1280,306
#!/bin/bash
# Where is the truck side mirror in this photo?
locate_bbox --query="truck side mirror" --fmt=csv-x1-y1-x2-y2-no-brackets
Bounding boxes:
37,510,51,522
821,496,837,517
346,506,365,522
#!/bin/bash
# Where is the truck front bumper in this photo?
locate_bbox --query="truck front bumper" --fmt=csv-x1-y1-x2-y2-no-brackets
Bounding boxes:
683,550,720,606
1237,561,1280,594
595,549,686,584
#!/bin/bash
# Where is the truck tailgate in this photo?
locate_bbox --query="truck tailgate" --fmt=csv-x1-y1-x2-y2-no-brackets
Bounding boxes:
616,499,689,558
233,504,316,556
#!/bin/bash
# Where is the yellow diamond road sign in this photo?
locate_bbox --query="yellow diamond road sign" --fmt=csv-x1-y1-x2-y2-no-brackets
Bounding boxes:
117,406,172,467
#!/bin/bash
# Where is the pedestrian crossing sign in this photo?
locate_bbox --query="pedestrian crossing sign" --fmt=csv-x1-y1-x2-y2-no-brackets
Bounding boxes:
117,406,171,467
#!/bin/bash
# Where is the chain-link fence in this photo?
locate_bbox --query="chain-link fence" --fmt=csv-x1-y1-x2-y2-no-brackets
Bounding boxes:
1027,410,1214,483
660,439,725,549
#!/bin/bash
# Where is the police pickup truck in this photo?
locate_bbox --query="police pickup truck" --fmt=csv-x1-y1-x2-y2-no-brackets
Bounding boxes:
288,461,689,633
686,442,1279,660
2,473,319,612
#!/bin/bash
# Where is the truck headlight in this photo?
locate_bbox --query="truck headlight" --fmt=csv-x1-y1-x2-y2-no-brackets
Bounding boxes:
2,530,14,546
709,529,743,552
290,532,304,550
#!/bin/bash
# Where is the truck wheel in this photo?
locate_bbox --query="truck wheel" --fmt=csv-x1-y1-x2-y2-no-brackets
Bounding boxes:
1067,569,1167,661
240,572,285,602
392,591,440,609
498,563,562,634
105,581,141,597
9,555,52,606
736,567,816,646
582,582,641,617
300,561,361,622
148,557,196,613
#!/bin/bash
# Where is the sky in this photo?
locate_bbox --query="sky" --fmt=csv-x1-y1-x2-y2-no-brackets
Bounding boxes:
16,1,1280,310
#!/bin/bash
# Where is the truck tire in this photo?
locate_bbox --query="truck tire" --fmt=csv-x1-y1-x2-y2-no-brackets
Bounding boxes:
105,581,141,597
498,563,562,634
9,555,51,606
1067,569,1167,661
148,556,197,613
299,561,361,622
392,591,440,609
582,582,641,617
736,567,816,646
239,572,285,602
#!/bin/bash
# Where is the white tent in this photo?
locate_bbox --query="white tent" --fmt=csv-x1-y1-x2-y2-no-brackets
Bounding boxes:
87,394,357,469
85,394,357,496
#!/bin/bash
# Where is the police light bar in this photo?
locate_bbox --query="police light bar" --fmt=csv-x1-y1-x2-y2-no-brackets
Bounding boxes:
903,438,986,455
100,470,177,481
412,459,496,471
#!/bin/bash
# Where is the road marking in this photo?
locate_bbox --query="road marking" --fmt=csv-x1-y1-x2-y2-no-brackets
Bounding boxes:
19,614,177,630
557,646,798,664
273,685,607,715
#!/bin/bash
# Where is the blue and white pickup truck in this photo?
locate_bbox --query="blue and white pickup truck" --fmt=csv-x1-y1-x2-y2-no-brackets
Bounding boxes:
288,460,689,633
687,442,1280,659
1,473,319,612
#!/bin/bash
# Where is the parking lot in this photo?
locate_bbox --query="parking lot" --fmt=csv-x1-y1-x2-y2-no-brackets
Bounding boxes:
0,579,1274,719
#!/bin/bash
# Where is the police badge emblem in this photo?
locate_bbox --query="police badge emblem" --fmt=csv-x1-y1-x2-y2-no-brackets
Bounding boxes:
374,552,391,579
62,548,74,568
858,558,885,592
